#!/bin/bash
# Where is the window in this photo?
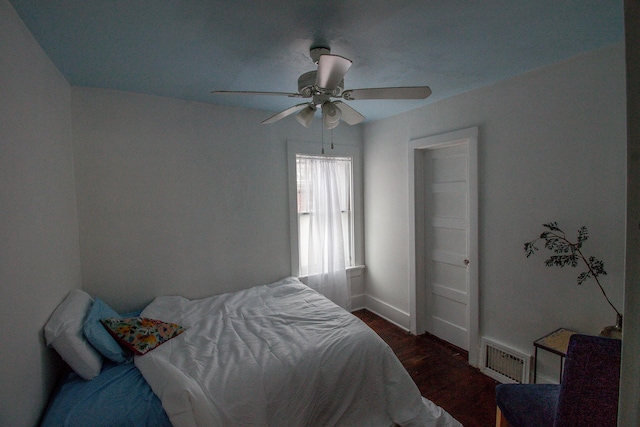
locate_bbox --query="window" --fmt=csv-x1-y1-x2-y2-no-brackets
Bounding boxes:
287,141,362,277
296,154,353,276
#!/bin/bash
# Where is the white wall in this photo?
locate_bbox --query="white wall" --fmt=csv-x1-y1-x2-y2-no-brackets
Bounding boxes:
363,43,626,373
72,87,362,312
0,1,82,425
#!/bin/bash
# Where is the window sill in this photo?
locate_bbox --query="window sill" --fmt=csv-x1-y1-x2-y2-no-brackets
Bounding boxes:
347,265,365,277
297,265,365,281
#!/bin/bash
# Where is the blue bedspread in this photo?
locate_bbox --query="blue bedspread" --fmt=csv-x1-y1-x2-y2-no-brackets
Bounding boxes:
40,360,171,427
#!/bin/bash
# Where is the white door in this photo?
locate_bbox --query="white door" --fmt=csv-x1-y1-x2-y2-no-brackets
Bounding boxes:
423,143,470,350
408,127,478,365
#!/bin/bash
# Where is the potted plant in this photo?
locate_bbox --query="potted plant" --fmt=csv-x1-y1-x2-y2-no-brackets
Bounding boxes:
524,222,622,338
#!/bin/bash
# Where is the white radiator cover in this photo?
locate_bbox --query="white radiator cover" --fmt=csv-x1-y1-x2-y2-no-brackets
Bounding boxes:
480,338,532,384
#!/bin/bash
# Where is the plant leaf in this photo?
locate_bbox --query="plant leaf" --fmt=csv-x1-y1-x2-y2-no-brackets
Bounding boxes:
577,226,589,242
588,256,607,276
543,222,560,231
524,241,538,257
545,237,570,254
577,271,591,285
545,255,578,268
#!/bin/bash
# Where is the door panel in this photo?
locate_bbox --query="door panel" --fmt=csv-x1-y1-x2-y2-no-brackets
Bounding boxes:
433,227,466,256
431,184,466,219
431,258,467,292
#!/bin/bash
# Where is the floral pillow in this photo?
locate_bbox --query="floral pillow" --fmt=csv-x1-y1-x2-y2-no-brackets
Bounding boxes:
101,317,185,355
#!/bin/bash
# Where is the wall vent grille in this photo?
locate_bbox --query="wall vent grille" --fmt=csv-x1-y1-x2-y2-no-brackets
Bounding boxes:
480,339,531,384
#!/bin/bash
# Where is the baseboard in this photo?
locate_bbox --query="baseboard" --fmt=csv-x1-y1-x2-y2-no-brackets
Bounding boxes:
350,293,365,311
364,295,410,331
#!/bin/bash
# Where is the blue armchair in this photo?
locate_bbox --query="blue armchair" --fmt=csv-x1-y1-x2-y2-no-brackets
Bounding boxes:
495,334,621,427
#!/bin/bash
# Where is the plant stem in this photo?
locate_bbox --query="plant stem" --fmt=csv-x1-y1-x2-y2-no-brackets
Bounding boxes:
574,247,621,316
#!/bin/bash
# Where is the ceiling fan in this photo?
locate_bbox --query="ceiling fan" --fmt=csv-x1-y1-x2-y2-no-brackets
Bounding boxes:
212,47,432,129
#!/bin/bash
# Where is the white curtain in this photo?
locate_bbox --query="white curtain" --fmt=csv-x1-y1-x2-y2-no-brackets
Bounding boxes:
298,156,350,310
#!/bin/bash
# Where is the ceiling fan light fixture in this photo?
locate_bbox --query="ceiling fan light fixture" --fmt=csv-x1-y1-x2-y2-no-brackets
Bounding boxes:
322,102,341,125
296,105,316,127
325,120,340,130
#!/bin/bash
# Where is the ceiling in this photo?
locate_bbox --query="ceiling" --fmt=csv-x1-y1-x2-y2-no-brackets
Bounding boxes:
9,0,623,123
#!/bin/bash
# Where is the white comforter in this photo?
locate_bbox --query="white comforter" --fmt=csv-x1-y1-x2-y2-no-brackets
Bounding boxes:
136,277,461,427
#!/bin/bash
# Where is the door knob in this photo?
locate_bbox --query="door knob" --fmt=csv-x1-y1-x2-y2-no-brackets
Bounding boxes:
464,259,470,265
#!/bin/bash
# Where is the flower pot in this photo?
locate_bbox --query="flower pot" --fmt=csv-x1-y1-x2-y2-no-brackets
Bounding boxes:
599,313,623,339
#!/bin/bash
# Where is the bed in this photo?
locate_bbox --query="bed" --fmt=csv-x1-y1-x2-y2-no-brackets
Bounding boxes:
41,277,462,427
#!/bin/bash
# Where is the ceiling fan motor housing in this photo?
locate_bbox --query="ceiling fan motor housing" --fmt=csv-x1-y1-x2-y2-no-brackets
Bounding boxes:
297,71,344,97
297,71,316,97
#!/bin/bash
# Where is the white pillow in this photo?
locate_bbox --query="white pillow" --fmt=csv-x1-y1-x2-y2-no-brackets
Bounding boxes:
44,289,102,380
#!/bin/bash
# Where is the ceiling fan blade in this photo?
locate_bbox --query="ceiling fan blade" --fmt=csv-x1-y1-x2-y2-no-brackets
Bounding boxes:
212,90,305,98
315,54,352,91
261,103,310,124
342,86,432,100
332,101,365,125
295,105,316,127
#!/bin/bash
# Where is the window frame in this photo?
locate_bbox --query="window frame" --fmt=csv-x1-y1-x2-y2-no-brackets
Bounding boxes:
287,140,364,278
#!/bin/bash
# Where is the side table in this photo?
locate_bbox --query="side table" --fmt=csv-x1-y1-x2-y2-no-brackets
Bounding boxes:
533,328,578,383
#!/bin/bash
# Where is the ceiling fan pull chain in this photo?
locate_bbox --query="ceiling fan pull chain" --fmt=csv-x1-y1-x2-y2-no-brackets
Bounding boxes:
321,121,325,155
331,127,334,150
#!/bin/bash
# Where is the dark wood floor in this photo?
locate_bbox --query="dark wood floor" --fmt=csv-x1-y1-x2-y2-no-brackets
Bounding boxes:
354,309,498,427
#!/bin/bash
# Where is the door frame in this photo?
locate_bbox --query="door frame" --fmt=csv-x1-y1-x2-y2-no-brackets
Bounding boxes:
408,126,479,366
